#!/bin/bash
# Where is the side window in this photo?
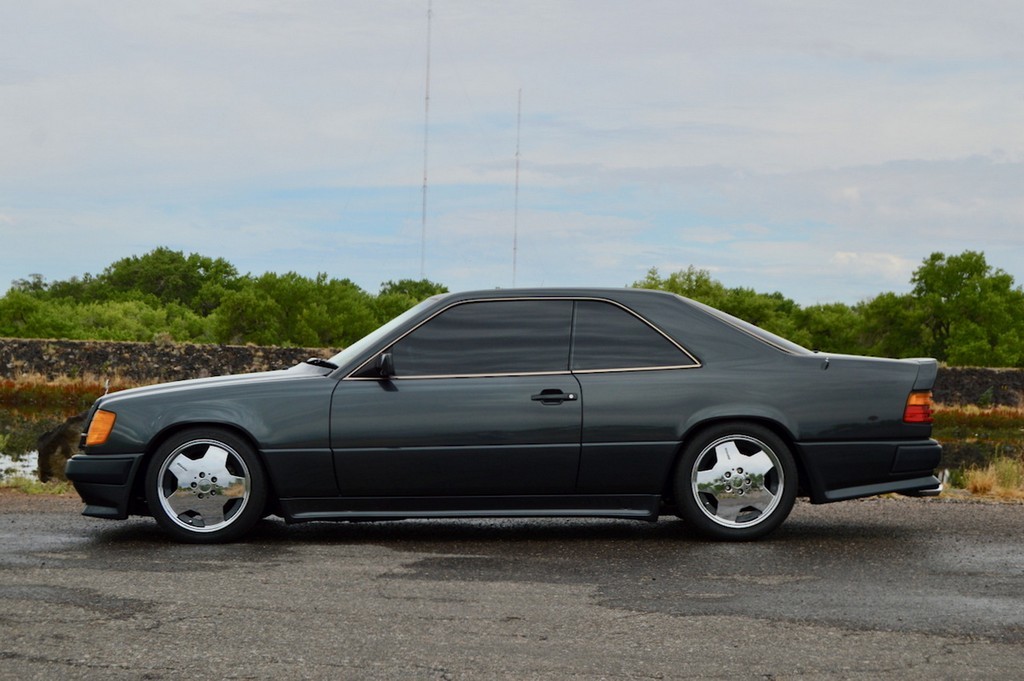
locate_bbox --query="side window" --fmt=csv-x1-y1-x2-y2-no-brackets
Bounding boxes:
571,300,696,371
391,300,573,376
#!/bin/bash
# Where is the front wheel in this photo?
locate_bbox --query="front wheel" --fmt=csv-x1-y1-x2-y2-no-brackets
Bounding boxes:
145,428,267,543
675,423,797,541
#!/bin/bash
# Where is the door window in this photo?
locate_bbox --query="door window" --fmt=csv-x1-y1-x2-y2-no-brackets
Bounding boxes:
391,300,573,376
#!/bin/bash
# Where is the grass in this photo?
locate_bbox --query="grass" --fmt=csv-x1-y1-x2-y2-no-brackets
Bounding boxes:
0,373,141,415
932,403,1024,434
0,476,74,495
963,457,1024,501
932,403,1024,500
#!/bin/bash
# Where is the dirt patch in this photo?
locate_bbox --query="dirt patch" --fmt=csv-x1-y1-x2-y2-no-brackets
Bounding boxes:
0,487,81,513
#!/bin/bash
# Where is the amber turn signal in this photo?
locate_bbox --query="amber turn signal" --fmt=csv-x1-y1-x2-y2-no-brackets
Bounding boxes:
85,409,117,446
903,391,934,424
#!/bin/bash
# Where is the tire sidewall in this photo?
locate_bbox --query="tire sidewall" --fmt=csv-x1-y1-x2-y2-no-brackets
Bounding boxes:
145,427,267,544
675,422,797,541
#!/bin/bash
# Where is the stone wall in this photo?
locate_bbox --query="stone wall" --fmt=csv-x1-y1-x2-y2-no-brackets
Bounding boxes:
1,338,1022,406
0,338,337,384
932,366,1024,407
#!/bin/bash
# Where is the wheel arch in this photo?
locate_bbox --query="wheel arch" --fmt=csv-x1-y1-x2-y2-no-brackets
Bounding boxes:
662,415,811,504
129,421,276,516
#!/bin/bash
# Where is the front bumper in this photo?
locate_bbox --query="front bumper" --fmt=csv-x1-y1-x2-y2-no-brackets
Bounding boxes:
64,453,146,519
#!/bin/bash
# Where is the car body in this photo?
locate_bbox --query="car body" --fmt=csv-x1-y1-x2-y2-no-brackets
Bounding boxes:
66,288,942,543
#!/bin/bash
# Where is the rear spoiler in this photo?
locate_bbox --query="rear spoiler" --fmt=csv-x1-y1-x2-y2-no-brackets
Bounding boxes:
907,358,938,391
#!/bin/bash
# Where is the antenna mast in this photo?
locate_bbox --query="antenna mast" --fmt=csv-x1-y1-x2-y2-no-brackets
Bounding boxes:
513,88,521,287
420,0,432,279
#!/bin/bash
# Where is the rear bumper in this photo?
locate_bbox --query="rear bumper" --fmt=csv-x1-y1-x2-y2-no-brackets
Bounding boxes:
64,453,146,520
797,439,943,504
900,482,943,498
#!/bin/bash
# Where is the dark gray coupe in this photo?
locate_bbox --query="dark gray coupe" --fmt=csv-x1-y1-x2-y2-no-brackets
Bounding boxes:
66,288,942,543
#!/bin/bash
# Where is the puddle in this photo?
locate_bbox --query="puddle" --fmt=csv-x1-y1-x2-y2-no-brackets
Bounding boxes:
0,452,38,480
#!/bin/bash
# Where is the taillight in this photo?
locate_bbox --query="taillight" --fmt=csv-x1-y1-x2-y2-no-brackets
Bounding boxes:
904,391,933,424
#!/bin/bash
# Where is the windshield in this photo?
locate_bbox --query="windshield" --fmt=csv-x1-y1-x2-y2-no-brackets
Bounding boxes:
326,295,443,368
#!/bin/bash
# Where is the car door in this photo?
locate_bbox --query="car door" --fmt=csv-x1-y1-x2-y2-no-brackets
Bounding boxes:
330,299,582,496
568,299,702,494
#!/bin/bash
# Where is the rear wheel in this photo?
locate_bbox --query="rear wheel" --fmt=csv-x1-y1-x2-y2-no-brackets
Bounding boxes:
675,423,796,541
145,428,266,543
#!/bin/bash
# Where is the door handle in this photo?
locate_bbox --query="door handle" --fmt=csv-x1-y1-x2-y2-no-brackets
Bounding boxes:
531,390,578,404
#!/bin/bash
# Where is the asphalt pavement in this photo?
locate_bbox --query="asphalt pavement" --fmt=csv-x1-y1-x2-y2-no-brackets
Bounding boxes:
1,491,1022,680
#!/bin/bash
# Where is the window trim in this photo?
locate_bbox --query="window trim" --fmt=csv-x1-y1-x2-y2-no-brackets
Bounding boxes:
345,296,702,381
569,299,702,373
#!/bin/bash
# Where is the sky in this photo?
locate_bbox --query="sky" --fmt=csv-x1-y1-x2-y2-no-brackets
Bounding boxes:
2,1,1022,306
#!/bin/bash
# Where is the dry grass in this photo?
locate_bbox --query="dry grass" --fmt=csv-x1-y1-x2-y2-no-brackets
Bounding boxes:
0,476,74,495
0,374,144,415
963,457,1024,501
932,402,1024,499
1,371,144,390
932,402,1024,427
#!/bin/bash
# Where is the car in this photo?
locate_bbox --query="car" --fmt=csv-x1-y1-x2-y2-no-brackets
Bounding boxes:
66,288,942,543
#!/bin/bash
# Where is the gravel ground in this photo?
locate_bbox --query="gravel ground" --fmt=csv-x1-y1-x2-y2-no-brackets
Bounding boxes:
1,492,1022,680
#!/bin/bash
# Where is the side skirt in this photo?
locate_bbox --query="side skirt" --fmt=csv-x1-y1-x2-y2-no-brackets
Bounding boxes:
278,494,661,523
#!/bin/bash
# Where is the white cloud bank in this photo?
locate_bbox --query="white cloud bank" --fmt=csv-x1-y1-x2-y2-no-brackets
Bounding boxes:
1,1,1022,305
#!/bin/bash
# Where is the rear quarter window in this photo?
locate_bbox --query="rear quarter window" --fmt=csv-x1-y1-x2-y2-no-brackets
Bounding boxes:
571,300,698,371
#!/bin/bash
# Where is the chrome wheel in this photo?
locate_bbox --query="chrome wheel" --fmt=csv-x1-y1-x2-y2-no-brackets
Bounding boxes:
156,439,251,533
146,428,266,543
692,435,784,528
675,423,797,540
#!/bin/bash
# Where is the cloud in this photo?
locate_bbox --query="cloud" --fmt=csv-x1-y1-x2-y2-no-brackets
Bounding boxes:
2,1,1023,306
830,251,917,282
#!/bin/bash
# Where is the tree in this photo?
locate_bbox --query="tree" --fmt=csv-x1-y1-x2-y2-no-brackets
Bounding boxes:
858,292,929,359
633,266,727,307
212,272,378,347
633,267,804,342
99,247,240,313
911,251,1024,366
10,273,48,294
795,302,864,354
373,279,449,323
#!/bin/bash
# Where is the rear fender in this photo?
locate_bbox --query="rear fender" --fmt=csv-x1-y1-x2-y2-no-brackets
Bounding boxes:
672,410,810,498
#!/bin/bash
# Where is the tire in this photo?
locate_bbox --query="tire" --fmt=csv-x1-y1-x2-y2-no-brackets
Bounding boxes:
675,423,797,541
145,428,267,543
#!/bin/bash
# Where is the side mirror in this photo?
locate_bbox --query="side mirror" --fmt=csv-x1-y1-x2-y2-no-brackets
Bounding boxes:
377,352,394,379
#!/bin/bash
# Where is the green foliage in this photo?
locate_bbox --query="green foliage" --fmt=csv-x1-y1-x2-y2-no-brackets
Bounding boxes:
0,476,74,495
0,290,80,339
857,292,929,359
212,272,379,347
11,247,240,315
373,279,449,322
0,289,211,342
635,251,1024,367
3,247,1022,365
911,251,1024,366
634,268,808,344
1,247,445,348
793,303,864,354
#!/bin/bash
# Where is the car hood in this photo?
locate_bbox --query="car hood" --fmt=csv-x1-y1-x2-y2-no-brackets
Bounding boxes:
94,362,330,409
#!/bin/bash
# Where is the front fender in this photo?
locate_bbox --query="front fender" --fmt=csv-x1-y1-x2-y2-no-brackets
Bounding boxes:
84,374,336,455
